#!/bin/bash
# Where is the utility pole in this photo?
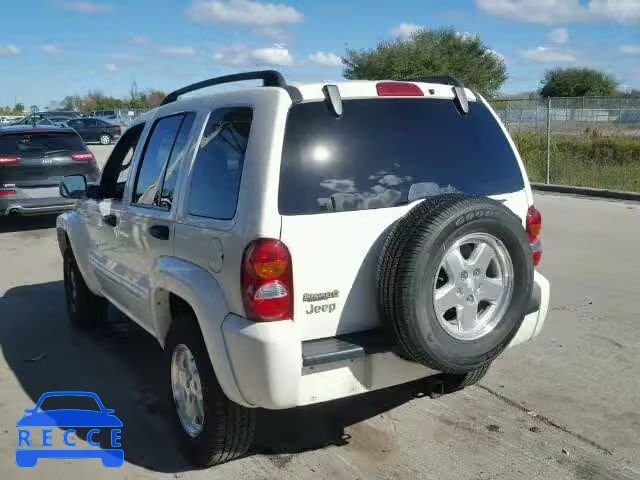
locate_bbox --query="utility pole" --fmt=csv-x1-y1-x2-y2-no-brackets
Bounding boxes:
546,97,551,185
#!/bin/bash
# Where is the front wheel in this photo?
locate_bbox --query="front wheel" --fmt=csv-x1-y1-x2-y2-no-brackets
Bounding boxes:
165,313,255,466
63,249,107,328
99,133,112,145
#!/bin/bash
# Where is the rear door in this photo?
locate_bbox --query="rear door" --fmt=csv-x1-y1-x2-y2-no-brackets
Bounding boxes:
278,98,530,340
67,119,89,141
83,119,101,142
0,130,99,192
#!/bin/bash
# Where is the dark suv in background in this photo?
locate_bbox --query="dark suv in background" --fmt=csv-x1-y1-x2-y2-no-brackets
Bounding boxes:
0,125,99,216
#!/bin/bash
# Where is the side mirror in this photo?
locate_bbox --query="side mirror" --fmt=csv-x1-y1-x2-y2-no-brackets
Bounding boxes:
60,174,87,199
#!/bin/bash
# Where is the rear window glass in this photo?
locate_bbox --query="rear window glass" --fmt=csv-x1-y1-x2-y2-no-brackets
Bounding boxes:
0,132,87,159
279,99,524,215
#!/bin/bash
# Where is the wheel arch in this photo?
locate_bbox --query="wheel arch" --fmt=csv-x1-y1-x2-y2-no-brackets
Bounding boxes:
56,211,103,295
148,256,251,408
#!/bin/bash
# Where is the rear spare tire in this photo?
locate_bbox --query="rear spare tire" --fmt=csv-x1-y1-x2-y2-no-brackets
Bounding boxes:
377,194,533,373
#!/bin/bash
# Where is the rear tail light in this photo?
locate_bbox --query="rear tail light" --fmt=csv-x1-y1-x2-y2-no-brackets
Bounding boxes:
72,152,95,162
526,205,542,267
0,189,16,197
376,82,424,97
0,156,20,165
241,239,293,321
115,126,122,134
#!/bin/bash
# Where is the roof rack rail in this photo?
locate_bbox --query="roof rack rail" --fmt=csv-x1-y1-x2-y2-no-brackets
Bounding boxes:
161,70,287,106
408,75,464,88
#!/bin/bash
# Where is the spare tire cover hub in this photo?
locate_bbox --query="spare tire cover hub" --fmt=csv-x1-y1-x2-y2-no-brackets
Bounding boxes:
433,232,514,341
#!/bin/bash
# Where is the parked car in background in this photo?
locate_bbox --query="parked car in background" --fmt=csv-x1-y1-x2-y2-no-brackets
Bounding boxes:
90,110,117,119
65,117,122,144
0,125,99,216
32,116,75,127
10,111,80,126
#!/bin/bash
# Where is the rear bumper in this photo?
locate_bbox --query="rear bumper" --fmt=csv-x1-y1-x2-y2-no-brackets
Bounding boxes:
221,271,550,409
0,196,75,216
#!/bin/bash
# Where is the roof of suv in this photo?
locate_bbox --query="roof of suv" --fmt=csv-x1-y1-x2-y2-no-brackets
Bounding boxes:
156,70,479,111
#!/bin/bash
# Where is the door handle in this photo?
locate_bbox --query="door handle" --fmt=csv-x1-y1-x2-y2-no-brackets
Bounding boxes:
149,224,170,240
102,214,117,227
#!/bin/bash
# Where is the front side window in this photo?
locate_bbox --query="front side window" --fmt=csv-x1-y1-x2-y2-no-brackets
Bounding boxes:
157,113,195,210
187,107,252,220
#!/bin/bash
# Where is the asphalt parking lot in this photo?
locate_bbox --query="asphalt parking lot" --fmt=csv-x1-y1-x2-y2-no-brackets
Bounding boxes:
0,145,639,479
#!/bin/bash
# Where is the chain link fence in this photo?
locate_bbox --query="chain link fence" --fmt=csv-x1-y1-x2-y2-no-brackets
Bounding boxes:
492,97,640,192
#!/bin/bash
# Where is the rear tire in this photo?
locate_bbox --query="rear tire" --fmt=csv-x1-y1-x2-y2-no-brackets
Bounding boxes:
63,249,107,328
441,364,490,393
165,312,255,466
99,133,112,145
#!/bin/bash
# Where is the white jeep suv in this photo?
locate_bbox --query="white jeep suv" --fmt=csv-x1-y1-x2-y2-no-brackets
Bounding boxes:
56,70,550,466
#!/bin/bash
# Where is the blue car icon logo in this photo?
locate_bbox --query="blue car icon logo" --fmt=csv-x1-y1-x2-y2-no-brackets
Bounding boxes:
15,391,123,468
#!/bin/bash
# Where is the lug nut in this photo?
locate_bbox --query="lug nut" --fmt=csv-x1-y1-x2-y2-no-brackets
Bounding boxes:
466,295,474,303
473,269,480,277
460,271,468,280
456,288,462,295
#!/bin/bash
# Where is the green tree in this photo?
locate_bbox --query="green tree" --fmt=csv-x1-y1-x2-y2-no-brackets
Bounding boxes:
539,68,618,97
343,27,507,98
13,102,24,113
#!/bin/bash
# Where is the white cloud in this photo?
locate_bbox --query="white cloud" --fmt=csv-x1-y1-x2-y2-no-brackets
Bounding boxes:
620,45,640,55
159,46,196,57
186,0,303,26
476,0,640,24
111,53,145,64
104,63,118,72
214,44,292,66
519,46,576,63
320,179,356,193
39,44,62,54
547,27,569,44
130,35,152,46
308,51,342,67
390,22,423,39
63,1,113,14
0,44,20,56
456,31,475,41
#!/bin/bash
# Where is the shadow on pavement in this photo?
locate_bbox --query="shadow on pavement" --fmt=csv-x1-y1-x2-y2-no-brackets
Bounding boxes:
0,280,444,473
0,214,58,234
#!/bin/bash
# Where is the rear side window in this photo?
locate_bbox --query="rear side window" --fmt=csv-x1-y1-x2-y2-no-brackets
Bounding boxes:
133,114,184,205
0,132,87,159
157,113,196,210
279,99,524,215
187,107,252,220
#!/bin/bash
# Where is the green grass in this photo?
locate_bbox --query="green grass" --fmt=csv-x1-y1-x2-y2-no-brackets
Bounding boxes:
511,131,640,192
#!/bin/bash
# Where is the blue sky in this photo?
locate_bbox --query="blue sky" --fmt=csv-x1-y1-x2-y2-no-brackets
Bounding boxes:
1,0,639,107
